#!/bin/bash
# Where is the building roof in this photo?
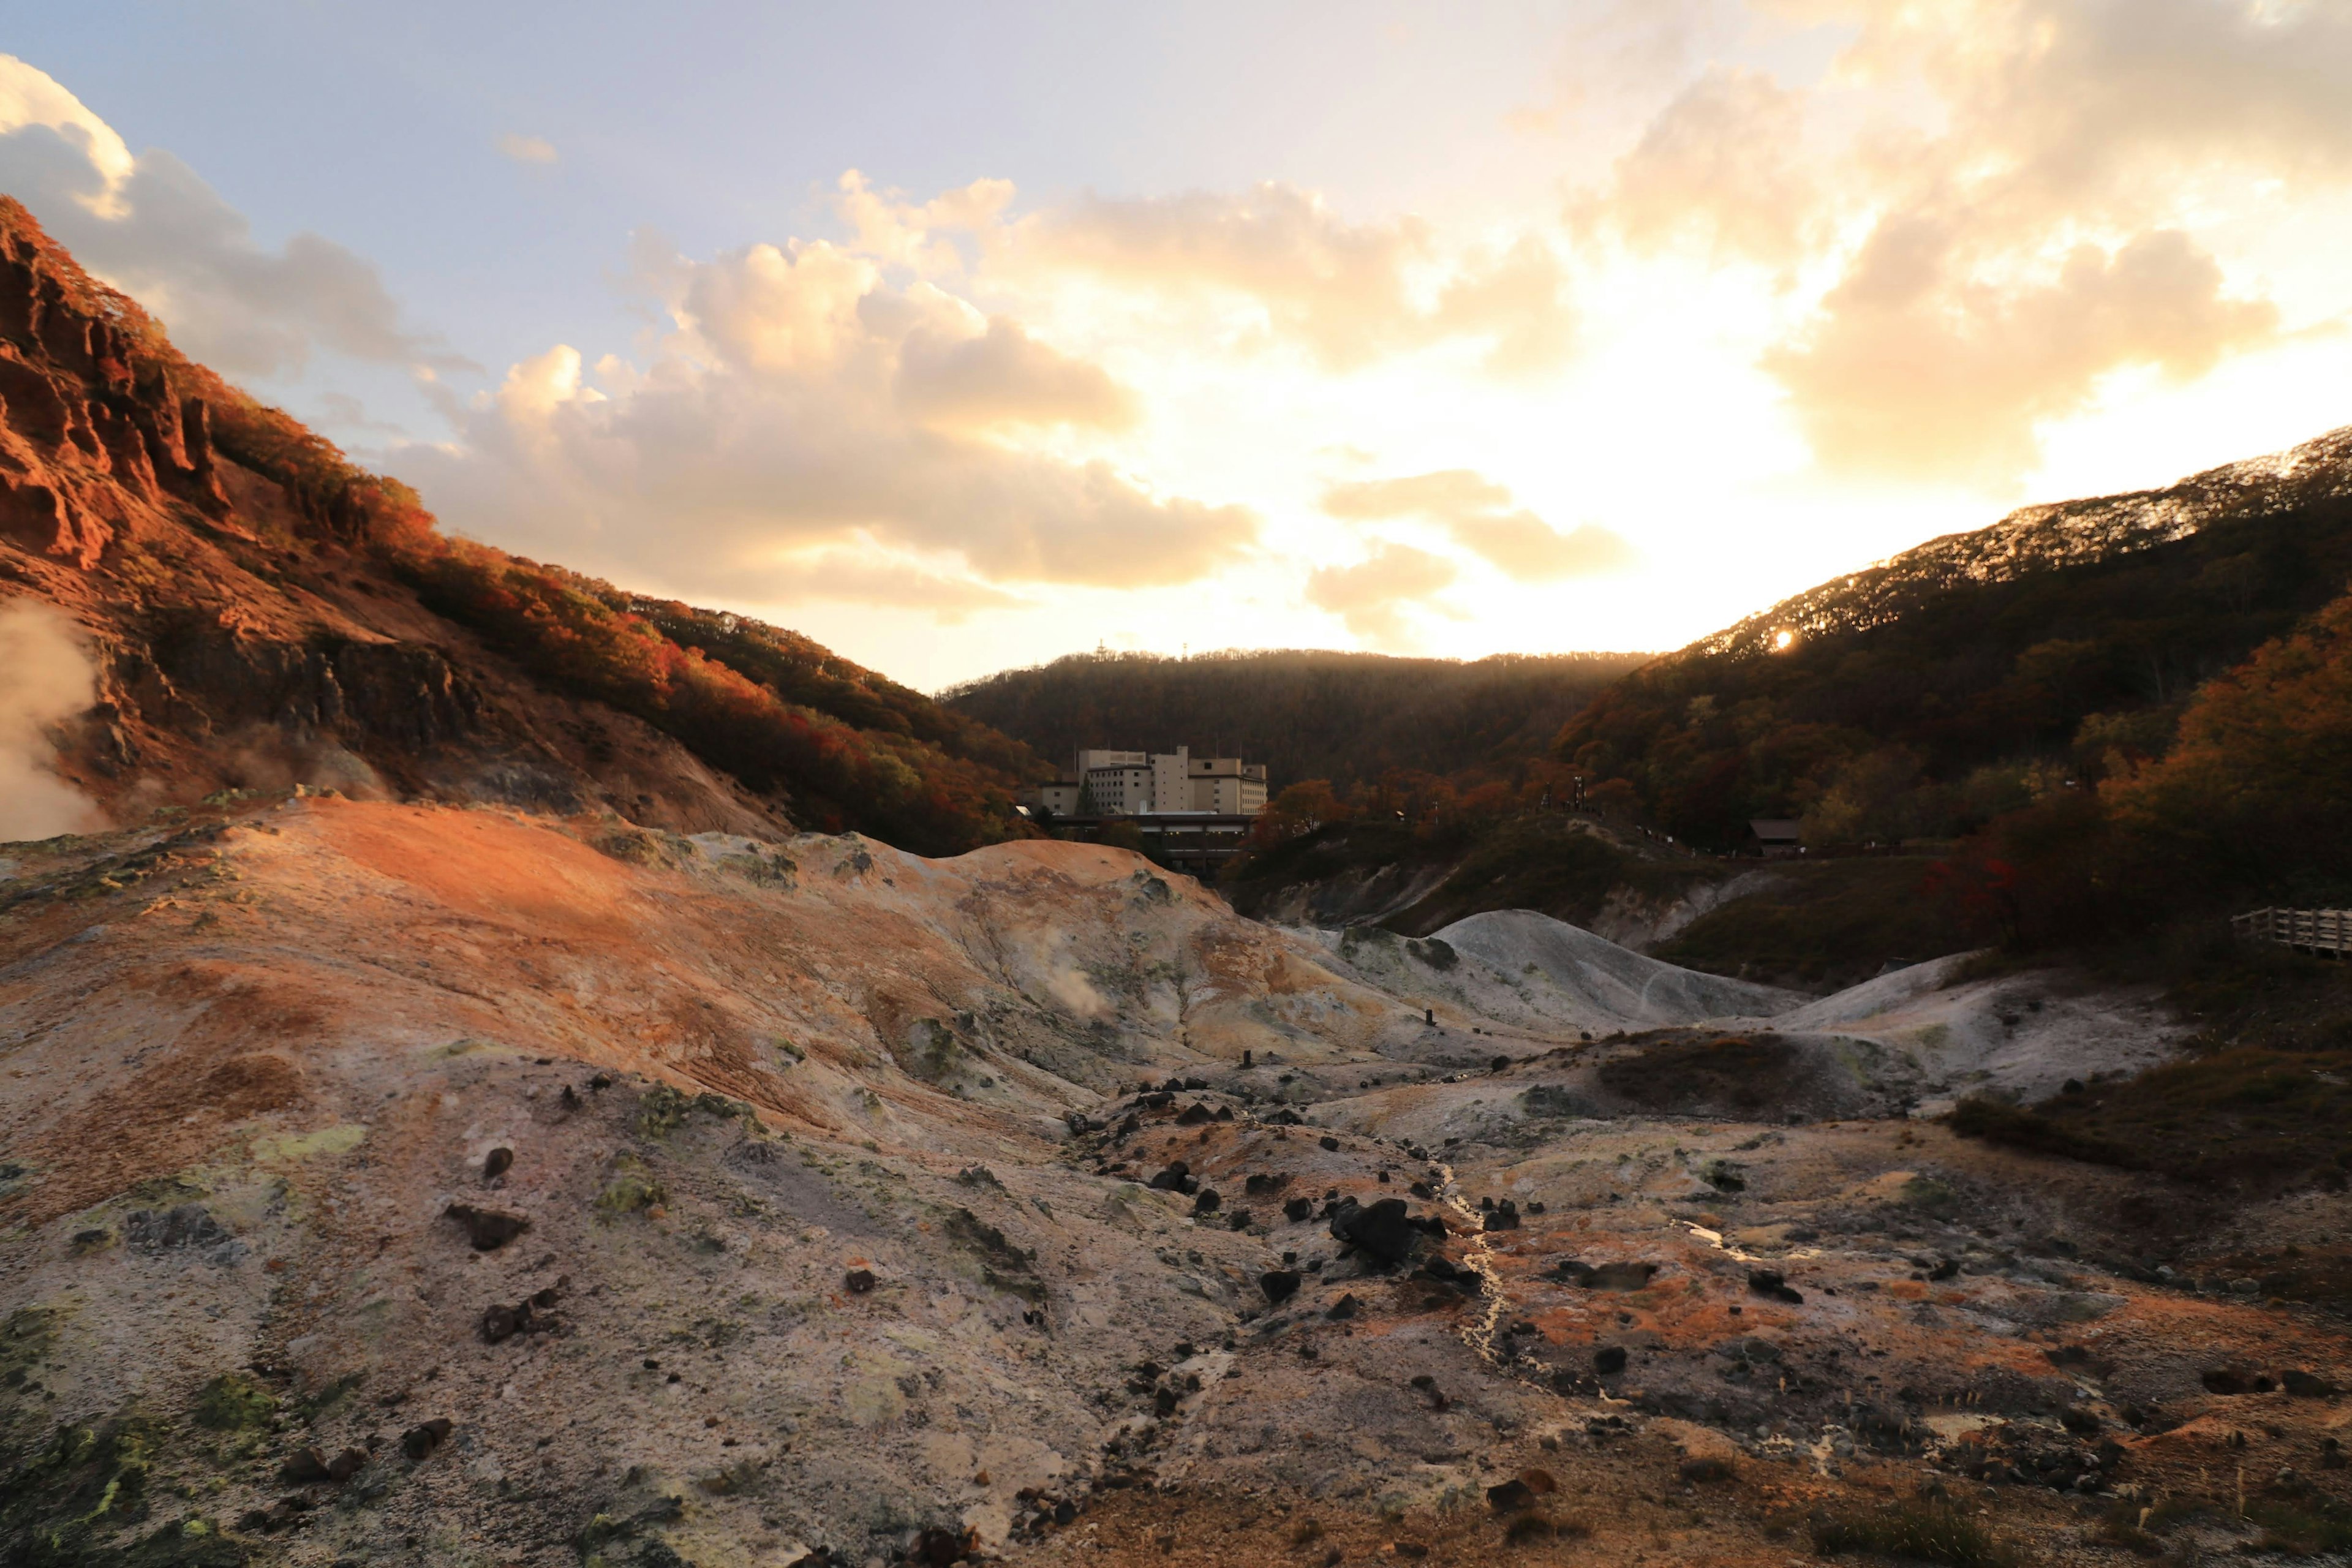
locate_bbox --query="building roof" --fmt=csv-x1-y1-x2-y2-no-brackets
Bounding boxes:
1749,818,1802,840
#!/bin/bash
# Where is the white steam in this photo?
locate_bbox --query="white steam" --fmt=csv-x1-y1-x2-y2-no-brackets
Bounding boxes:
0,600,103,842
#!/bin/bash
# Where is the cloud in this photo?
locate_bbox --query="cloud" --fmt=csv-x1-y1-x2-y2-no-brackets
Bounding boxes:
498,133,559,165
395,233,1256,607
1305,543,1460,643
0,599,102,842
1763,222,2280,485
1593,66,1823,268
1322,470,1514,522
894,311,1138,431
1557,1,2352,486
1009,182,1577,374
0,53,459,377
833,169,1015,274
1321,468,1635,581
745,546,1031,624
1812,0,2352,211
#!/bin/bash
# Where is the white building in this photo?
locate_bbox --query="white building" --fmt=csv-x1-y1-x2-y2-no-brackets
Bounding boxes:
1185,754,1268,814
1031,745,1268,816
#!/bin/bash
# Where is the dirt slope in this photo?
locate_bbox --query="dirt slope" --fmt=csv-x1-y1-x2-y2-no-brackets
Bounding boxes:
2,798,2348,1567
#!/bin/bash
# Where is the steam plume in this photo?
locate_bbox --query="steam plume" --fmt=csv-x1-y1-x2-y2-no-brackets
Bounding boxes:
0,600,102,842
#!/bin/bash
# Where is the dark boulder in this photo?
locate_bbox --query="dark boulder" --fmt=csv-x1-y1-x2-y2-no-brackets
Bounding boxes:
443,1203,530,1251
1329,1197,1420,1265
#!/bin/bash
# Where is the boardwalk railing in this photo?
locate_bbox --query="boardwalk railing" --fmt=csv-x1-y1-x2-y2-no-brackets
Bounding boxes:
2233,907,2352,957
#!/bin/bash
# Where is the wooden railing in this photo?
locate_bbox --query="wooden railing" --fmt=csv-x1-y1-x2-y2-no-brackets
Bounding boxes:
2234,907,2352,957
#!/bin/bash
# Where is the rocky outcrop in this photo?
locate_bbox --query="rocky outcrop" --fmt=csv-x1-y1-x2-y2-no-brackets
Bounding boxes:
0,198,790,835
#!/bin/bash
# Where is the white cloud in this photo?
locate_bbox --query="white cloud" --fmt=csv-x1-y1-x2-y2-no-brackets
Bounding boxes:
0,53,458,377
395,230,1256,607
1013,183,1578,374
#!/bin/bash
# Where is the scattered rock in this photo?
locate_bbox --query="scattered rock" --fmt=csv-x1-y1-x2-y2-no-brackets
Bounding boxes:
1747,1268,1803,1304
1284,1197,1314,1223
1328,1197,1419,1266
123,1203,244,1265
845,1268,878,1295
1319,1136,1341,1152
482,1278,566,1343
1177,1103,1213,1126
401,1419,454,1460
280,1448,333,1483
482,1146,513,1182
1486,1477,1536,1513
1594,1346,1627,1375
1193,1188,1222,1215
2285,1370,2340,1398
1556,1260,1656,1290
443,1202,530,1251
281,1446,366,1484
1261,1270,1302,1304
1325,1293,1360,1321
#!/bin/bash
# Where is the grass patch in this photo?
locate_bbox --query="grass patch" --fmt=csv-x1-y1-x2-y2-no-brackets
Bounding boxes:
1654,855,1977,991
1595,1033,1803,1117
2248,1499,2352,1557
1948,1046,2352,1196
1811,1499,2015,1567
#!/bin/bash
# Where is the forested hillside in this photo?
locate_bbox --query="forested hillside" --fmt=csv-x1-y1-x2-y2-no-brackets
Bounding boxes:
1223,424,2352,982
1556,429,2352,854
941,647,1648,790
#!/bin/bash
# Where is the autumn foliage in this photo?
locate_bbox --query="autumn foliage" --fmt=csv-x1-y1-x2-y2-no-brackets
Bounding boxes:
0,191,1042,856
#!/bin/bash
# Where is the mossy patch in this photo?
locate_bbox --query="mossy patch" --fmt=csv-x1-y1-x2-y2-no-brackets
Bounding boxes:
635,1084,692,1139
597,1155,669,1216
248,1124,368,1162
190,1374,274,1431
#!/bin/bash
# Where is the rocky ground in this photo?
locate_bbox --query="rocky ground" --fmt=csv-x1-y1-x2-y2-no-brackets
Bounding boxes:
3,796,2348,1566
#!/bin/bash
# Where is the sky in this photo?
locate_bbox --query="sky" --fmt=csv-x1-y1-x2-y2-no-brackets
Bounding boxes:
7,1,2352,692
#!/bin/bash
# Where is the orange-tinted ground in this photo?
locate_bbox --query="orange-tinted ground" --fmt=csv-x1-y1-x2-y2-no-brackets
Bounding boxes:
2,797,2348,1566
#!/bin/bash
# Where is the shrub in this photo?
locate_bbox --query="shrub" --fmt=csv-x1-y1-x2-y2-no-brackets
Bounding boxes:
1810,1499,2014,1567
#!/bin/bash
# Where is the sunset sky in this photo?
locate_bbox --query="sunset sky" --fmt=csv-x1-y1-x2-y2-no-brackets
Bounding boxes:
7,2,2352,689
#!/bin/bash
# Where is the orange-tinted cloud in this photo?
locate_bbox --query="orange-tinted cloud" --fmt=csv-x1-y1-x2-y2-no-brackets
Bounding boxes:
1765,222,2279,485
1016,183,1577,374
396,235,1254,608
1322,469,1634,581
1305,544,1460,643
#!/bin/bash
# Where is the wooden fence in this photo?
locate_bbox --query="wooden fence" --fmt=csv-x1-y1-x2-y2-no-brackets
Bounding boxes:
2233,907,2352,957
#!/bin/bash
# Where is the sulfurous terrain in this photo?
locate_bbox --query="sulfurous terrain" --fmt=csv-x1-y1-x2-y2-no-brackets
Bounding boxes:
5,796,2349,1567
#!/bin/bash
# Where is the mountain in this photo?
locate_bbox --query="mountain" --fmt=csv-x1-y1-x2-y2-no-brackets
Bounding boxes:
1561,426,2352,851
940,647,1648,792
0,197,1039,854
1223,424,2352,987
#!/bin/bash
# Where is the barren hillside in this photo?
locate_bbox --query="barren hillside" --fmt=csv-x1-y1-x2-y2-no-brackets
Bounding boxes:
3,796,2345,1566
